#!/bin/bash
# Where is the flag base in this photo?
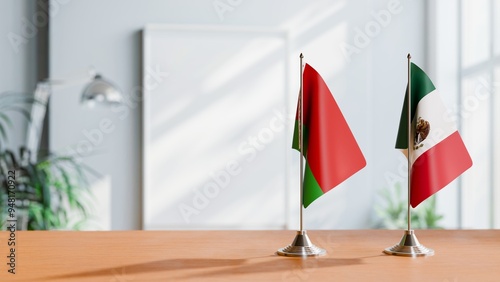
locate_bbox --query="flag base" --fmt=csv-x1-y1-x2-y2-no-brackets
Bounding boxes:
383,230,434,257
277,230,326,257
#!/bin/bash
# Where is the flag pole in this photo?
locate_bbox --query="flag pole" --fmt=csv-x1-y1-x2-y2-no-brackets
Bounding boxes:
299,53,304,232
406,53,412,232
383,53,434,257
277,53,325,257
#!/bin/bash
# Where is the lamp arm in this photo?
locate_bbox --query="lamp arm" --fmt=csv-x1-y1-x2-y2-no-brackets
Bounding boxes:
43,68,97,89
25,67,96,161
25,82,51,162
25,68,121,161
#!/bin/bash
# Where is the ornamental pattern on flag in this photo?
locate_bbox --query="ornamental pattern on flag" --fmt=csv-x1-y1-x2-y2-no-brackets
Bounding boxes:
293,63,366,208
395,63,473,208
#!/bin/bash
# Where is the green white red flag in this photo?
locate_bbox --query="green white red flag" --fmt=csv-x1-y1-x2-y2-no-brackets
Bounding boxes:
293,63,366,208
395,63,473,207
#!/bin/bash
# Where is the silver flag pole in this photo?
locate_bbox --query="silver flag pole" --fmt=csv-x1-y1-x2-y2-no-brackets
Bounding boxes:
277,53,326,257
383,54,434,257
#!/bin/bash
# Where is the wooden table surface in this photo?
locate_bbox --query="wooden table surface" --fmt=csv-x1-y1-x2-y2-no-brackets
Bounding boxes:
0,230,499,281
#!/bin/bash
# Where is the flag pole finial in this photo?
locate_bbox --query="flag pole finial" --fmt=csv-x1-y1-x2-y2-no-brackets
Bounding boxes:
407,53,411,60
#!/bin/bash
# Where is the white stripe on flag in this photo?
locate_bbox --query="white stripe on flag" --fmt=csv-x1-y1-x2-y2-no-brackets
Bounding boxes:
410,89,457,166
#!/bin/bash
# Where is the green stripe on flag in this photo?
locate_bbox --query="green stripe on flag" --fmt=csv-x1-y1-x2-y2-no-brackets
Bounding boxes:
395,63,436,149
292,121,324,208
292,121,310,155
303,163,324,208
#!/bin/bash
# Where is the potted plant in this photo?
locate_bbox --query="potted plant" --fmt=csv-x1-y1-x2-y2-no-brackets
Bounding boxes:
0,92,94,230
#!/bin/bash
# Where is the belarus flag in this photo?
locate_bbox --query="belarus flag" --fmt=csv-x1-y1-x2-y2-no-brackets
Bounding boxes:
395,63,473,208
293,64,366,208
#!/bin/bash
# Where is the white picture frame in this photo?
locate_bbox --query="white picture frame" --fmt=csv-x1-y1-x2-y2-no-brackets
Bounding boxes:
142,24,291,230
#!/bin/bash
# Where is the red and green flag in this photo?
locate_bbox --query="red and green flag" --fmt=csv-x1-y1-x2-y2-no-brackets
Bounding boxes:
396,62,473,207
293,64,366,208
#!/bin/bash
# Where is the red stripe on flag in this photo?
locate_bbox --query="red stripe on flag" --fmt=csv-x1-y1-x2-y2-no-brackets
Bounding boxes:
410,131,473,207
302,64,366,193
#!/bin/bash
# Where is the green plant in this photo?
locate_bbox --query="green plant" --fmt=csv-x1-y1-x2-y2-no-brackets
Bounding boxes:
374,182,444,229
0,148,94,230
0,91,95,230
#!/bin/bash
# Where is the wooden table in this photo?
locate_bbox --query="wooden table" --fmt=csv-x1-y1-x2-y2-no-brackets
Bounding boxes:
0,230,499,281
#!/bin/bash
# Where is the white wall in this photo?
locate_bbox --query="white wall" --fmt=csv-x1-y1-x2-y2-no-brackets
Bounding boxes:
0,0,37,150
49,0,426,230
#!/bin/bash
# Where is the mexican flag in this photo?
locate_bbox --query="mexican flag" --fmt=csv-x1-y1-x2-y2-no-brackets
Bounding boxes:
293,64,366,208
395,62,473,207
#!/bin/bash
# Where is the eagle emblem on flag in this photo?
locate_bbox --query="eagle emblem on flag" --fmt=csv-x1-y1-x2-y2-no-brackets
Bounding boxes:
414,117,430,149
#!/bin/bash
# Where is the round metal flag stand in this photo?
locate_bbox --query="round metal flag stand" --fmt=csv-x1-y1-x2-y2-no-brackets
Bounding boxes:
277,230,326,257
384,230,434,257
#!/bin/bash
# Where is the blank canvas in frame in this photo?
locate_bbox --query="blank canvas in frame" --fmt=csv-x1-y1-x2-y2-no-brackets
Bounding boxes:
143,25,288,229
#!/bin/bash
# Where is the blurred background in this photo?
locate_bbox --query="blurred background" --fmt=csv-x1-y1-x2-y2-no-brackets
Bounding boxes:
0,0,498,230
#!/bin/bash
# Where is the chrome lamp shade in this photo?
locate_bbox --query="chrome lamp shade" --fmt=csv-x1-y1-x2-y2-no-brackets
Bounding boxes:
81,74,122,105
